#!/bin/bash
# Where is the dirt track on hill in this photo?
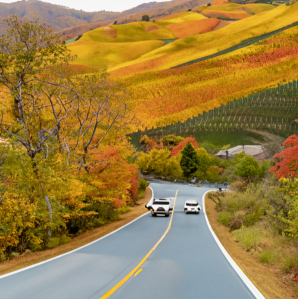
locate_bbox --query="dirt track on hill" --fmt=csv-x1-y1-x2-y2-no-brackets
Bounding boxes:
247,129,284,159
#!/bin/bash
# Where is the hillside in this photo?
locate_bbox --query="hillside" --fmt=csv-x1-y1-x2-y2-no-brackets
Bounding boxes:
107,2,296,73
67,12,221,68
58,0,214,40
67,2,298,130
0,0,187,34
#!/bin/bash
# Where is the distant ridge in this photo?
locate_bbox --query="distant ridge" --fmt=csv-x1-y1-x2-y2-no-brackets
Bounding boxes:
58,0,212,40
0,0,188,34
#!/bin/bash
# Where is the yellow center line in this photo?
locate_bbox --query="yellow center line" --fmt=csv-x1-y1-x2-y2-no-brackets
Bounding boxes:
134,269,143,277
100,190,179,299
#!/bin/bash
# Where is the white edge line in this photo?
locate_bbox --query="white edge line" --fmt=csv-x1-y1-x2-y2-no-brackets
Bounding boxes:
0,187,154,280
203,191,266,299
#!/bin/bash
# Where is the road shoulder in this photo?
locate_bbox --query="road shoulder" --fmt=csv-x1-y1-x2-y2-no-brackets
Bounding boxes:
0,188,151,277
205,197,297,299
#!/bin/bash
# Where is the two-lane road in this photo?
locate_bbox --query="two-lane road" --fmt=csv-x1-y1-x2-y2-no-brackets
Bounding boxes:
0,182,263,299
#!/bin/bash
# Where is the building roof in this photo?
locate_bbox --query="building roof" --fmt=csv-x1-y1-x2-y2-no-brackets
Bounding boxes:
215,145,266,158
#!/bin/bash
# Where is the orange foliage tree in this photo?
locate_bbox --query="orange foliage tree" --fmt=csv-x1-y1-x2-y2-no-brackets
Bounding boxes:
270,134,298,179
172,136,198,157
87,146,139,207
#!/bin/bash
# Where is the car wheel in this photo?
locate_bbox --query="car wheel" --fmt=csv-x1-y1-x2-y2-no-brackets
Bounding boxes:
151,212,156,217
185,211,188,214
165,213,169,217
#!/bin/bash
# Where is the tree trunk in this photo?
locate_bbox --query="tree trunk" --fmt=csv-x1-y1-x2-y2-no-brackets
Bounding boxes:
44,195,53,240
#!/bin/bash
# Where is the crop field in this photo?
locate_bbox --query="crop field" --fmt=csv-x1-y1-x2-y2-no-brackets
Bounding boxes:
68,12,216,69
157,11,206,24
195,2,274,20
109,2,298,73
80,22,177,43
130,80,298,144
165,18,219,38
67,3,298,138
68,40,164,68
115,24,298,130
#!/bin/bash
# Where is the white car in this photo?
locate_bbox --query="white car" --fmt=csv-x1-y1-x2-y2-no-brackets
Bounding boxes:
184,200,201,214
151,199,172,217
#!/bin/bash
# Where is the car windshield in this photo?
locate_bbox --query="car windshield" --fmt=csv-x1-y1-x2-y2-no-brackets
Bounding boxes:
186,203,198,206
154,201,169,205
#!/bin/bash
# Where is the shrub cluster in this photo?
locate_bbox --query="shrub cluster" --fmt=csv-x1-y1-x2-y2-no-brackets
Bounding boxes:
211,176,298,274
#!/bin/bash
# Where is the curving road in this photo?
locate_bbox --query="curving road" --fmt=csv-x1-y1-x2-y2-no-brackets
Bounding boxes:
0,182,262,299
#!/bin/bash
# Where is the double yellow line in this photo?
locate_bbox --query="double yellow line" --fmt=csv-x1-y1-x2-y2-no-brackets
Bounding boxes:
100,190,178,299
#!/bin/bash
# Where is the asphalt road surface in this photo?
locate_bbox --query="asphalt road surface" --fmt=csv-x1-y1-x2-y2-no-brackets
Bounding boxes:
0,182,260,299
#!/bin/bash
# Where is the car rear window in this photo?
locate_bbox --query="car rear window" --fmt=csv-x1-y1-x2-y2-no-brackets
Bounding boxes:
186,203,198,206
154,201,169,205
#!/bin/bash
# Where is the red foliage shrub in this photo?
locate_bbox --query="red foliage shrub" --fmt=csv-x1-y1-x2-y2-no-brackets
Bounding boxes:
270,134,298,179
171,136,198,157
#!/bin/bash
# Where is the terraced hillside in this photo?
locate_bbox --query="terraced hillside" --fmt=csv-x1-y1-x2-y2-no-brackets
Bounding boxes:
131,80,298,141
109,2,297,73
68,2,298,133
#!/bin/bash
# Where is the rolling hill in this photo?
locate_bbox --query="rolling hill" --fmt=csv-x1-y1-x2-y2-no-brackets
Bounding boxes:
67,12,222,68
107,2,296,74
0,0,189,34
64,0,298,135
67,2,298,131
58,0,215,40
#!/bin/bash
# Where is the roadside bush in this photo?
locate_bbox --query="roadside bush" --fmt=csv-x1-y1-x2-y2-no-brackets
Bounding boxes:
232,226,263,251
259,249,279,265
206,165,219,183
138,179,149,192
217,211,232,226
230,219,242,231
9,252,20,259
118,206,132,215
244,209,264,227
165,156,183,179
46,237,60,249
229,180,245,192
0,251,6,262
281,254,298,273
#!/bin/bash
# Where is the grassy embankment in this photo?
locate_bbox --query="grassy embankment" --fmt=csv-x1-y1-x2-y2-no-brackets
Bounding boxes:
205,197,298,299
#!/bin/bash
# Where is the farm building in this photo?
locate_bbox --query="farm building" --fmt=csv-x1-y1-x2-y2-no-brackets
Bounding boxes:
215,145,268,160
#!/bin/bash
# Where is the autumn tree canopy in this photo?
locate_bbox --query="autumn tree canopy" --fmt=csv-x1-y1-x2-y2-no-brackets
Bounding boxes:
270,134,298,179
0,16,137,252
172,136,198,157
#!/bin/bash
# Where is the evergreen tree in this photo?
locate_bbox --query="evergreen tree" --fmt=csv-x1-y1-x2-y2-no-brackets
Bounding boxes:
180,142,199,178
142,14,150,22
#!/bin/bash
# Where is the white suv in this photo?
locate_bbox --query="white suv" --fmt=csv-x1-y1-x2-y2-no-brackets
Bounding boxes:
151,199,171,217
184,200,201,214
